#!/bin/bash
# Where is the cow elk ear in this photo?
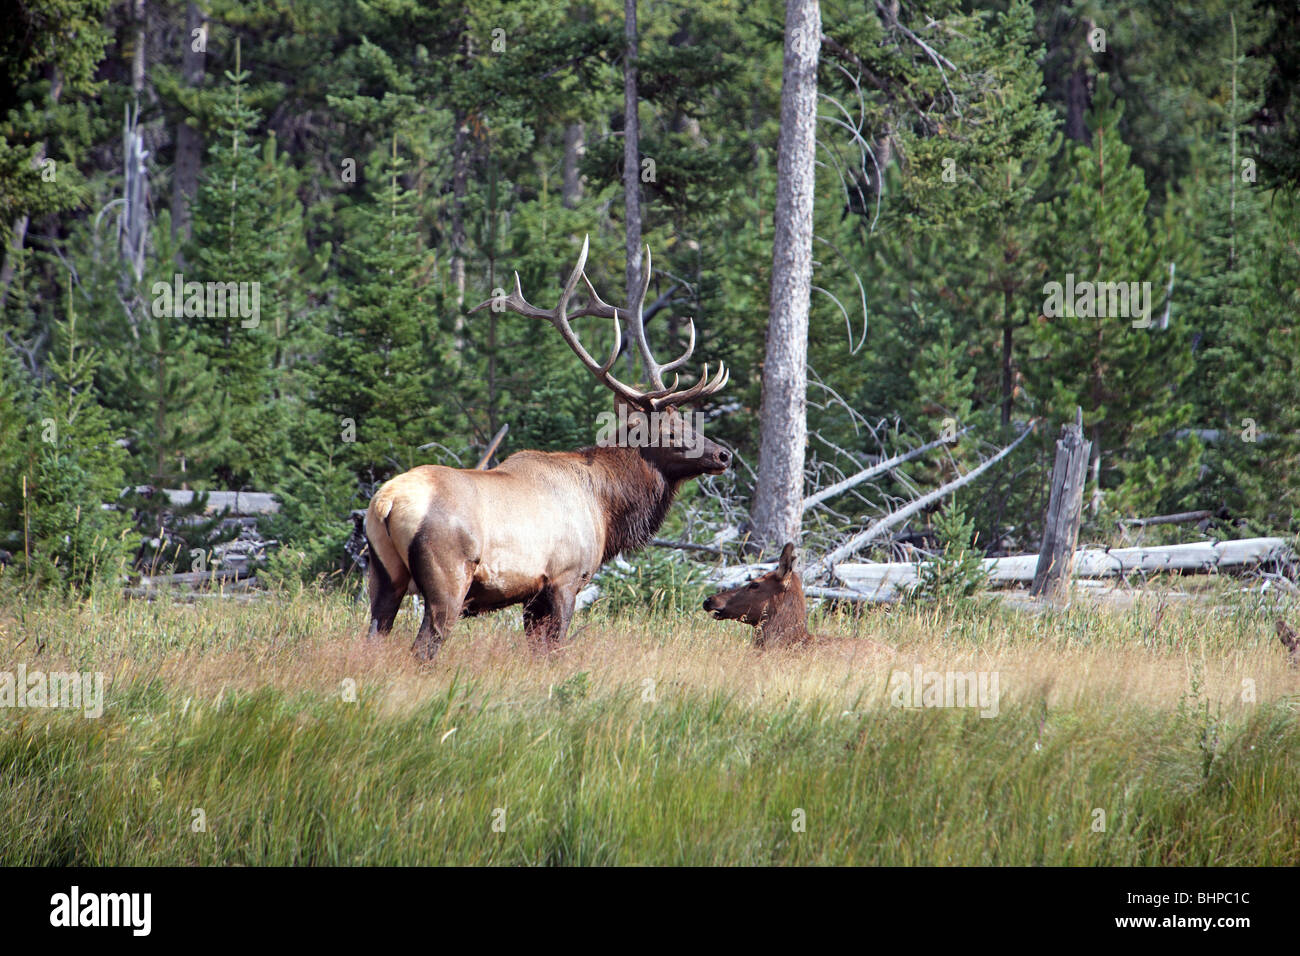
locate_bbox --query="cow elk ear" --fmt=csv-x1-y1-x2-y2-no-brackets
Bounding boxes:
777,542,797,576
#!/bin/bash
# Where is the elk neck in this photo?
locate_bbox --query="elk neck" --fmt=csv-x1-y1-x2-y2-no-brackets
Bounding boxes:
573,445,681,563
757,578,811,647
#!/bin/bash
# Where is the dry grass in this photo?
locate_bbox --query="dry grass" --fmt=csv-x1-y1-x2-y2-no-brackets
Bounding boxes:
2,583,1297,865
5,585,1293,718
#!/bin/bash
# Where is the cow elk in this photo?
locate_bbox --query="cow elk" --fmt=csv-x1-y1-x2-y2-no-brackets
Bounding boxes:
365,237,730,660
703,544,811,648
703,543,891,654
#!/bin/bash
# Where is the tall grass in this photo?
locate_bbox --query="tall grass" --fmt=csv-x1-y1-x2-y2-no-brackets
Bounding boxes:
1,584,1296,865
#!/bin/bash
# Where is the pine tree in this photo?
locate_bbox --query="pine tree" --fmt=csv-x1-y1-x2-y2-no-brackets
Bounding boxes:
1187,176,1300,528
1175,14,1300,531
1025,76,1195,516
23,295,132,591
312,138,448,486
186,43,302,488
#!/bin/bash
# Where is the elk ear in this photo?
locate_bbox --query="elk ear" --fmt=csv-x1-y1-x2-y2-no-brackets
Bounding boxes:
613,393,652,419
777,542,797,576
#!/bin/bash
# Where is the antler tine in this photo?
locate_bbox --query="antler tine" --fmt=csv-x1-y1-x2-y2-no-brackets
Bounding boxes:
467,270,548,318
599,312,623,373
627,245,667,390
469,236,649,406
655,317,697,378
572,273,620,320
646,361,730,409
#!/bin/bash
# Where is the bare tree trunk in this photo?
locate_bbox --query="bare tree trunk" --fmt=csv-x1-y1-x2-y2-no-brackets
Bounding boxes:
562,122,585,209
1000,285,1013,427
171,2,206,241
450,23,474,308
750,0,820,555
131,0,147,94
1065,66,1089,143
623,0,643,316
1089,426,1102,515
1031,411,1091,602
451,108,469,308
1,68,61,308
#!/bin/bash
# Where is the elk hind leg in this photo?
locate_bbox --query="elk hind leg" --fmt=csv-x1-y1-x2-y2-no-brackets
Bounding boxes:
367,542,409,639
407,546,471,662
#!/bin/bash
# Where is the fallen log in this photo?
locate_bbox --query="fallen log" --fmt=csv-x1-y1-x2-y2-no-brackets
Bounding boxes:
475,424,510,469
136,567,252,588
162,489,279,515
1119,510,1213,527
713,537,1292,599
804,584,899,604
801,426,973,514
830,537,1291,591
650,538,726,556
123,588,263,603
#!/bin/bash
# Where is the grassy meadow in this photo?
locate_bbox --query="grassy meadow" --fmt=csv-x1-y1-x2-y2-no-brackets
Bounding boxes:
1,582,1298,865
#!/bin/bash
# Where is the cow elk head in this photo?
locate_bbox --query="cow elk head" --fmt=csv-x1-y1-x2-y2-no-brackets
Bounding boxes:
703,543,809,647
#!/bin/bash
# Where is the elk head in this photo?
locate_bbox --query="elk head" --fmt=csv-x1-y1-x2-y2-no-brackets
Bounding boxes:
470,236,731,479
703,543,809,647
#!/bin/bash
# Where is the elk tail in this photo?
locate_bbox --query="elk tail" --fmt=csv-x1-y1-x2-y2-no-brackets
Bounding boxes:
365,495,408,584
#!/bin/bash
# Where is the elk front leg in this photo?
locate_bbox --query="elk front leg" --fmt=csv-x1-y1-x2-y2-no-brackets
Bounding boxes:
523,584,578,655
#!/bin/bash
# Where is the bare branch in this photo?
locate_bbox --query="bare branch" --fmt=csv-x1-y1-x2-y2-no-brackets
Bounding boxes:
803,426,973,513
810,421,1038,577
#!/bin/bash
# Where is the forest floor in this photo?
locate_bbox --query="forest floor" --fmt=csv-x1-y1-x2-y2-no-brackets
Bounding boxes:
1,583,1297,865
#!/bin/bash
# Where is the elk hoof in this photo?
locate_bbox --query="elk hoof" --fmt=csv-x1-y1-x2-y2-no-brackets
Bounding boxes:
411,638,444,662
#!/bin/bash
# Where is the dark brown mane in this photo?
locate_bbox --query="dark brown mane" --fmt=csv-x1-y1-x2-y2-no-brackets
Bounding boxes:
574,445,680,562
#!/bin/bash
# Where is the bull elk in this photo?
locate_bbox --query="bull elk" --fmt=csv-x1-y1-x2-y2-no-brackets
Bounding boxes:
365,237,730,659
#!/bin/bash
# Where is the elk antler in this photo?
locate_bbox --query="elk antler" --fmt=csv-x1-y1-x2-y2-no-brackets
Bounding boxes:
619,244,729,408
469,236,728,410
469,236,642,406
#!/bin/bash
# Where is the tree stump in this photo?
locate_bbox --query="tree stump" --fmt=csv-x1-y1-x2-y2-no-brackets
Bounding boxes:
1031,409,1092,602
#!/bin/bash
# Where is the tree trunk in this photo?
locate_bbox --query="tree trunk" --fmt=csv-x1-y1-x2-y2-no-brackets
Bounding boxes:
171,2,206,241
1065,66,1090,143
131,0,147,94
623,0,643,326
451,107,469,308
562,122,584,209
1000,310,1013,427
1031,411,1092,601
750,0,820,556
